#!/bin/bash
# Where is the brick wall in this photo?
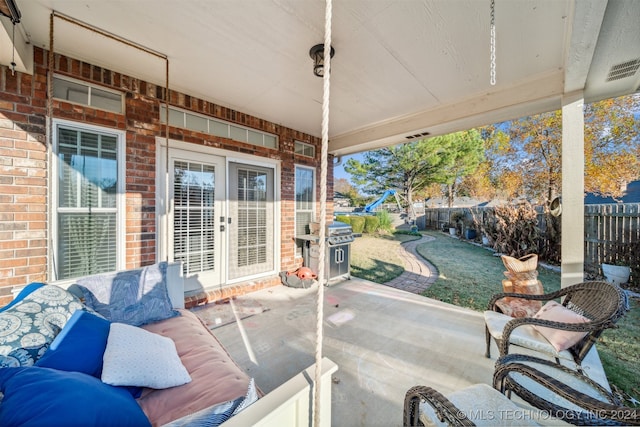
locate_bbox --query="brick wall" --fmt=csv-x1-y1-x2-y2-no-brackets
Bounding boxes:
0,47,334,305
0,49,48,303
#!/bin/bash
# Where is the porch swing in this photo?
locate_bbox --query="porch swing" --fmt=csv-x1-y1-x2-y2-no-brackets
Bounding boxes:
44,2,336,424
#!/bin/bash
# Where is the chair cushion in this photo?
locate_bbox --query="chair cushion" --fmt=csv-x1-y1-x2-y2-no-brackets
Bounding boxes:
532,301,589,352
419,384,541,426
484,311,574,361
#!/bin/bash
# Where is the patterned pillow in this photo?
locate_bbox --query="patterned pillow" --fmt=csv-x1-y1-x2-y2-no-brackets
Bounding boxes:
0,285,85,367
76,262,179,326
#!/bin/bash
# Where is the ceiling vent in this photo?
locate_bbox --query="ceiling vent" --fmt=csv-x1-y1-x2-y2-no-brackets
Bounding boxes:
405,131,430,140
606,59,640,82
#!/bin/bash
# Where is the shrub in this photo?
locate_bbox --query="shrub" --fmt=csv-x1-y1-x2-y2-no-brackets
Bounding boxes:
335,215,351,225
350,216,366,233
394,229,421,237
492,202,540,258
364,215,380,233
376,210,393,233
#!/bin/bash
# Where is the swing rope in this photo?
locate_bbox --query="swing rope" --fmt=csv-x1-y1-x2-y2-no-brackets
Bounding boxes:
313,0,333,425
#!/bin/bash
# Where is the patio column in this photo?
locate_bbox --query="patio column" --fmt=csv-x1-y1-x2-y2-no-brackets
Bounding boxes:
560,91,585,288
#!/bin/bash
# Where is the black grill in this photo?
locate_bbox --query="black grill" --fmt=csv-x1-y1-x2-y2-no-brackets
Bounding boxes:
298,221,353,283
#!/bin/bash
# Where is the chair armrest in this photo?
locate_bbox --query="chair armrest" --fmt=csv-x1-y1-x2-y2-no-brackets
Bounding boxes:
486,292,557,312
404,386,475,427
493,355,640,426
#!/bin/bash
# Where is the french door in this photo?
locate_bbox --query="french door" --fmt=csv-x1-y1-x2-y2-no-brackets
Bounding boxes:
170,153,225,292
227,162,275,280
160,143,278,291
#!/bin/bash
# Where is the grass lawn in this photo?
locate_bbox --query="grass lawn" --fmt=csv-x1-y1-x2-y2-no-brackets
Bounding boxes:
416,231,561,311
349,230,639,406
350,233,420,283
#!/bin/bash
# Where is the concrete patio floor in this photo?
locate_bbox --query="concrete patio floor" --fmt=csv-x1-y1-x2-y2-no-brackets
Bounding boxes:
210,278,499,427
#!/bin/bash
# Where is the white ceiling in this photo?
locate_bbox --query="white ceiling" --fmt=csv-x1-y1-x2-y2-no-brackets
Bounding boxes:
3,0,640,155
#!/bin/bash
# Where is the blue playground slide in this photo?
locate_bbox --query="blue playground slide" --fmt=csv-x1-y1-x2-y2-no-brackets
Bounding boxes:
364,189,396,213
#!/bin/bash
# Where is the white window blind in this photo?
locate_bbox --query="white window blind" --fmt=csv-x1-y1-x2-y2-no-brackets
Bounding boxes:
55,126,120,279
295,166,315,256
173,161,217,276
228,163,274,280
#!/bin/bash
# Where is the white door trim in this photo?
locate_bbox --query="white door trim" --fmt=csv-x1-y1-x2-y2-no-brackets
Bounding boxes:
155,138,281,286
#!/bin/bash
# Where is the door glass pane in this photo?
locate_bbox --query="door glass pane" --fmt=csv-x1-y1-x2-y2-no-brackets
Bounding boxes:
228,163,274,280
173,161,216,276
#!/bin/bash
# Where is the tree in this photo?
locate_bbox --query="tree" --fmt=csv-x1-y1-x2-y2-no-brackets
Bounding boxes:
344,138,452,210
343,130,484,209
334,178,363,206
584,94,640,199
432,130,485,207
486,93,640,203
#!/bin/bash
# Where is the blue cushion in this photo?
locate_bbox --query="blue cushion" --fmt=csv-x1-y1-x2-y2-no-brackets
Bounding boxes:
0,282,45,313
0,367,151,427
35,310,110,376
35,310,142,398
76,262,179,326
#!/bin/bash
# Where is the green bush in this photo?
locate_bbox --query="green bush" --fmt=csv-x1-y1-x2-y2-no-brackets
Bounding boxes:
335,215,351,225
364,216,380,233
376,210,394,232
350,216,366,233
394,229,421,237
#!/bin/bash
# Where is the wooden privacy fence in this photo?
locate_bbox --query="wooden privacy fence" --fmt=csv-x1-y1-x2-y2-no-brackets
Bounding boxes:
420,203,640,279
585,204,640,276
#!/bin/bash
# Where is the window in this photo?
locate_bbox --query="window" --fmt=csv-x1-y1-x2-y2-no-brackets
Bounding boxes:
53,122,124,279
53,76,124,114
160,106,278,149
295,141,315,157
295,166,315,256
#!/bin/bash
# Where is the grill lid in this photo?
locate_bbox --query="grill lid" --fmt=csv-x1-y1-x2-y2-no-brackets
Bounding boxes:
327,221,352,236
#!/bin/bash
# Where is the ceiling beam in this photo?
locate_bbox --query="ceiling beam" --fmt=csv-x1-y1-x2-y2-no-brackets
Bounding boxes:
329,71,564,156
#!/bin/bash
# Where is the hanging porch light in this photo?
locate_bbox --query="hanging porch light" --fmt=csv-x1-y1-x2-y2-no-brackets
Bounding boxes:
309,43,335,78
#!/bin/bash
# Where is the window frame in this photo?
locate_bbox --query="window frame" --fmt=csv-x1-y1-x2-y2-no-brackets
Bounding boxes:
51,119,126,281
294,165,316,257
294,140,316,158
160,105,278,149
53,75,125,114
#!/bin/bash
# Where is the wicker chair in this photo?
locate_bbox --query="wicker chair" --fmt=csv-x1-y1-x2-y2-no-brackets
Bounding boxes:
484,281,628,365
403,383,557,426
404,357,640,426
493,354,640,426
404,385,476,427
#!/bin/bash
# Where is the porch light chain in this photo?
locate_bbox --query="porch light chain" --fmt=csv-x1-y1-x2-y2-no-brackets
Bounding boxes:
490,0,496,85
10,21,16,75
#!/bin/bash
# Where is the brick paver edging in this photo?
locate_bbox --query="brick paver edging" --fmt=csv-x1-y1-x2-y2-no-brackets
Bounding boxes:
382,235,439,294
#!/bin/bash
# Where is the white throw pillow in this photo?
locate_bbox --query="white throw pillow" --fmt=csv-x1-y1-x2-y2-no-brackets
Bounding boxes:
101,323,191,389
